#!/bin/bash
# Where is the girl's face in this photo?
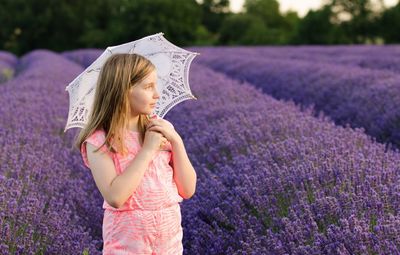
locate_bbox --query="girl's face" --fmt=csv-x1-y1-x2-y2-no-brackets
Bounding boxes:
128,69,160,116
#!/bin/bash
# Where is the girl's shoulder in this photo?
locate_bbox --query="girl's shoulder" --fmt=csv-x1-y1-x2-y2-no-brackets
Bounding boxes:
89,128,107,139
81,129,110,168
85,129,107,146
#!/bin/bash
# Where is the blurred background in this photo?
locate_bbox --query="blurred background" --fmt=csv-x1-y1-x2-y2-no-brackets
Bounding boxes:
1,0,400,56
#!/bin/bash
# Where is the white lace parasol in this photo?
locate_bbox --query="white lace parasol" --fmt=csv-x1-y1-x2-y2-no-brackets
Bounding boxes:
64,32,199,132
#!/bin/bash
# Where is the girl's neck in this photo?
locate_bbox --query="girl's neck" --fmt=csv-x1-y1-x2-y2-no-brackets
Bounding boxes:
127,115,140,132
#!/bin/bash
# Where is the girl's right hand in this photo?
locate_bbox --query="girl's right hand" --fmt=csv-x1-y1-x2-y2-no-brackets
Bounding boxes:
142,129,168,154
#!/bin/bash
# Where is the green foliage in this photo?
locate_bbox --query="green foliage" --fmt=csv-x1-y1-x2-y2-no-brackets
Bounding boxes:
330,0,381,43
0,0,399,54
0,0,120,54
194,25,218,45
219,0,295,45
280,11,301,44
0,0,202,55
199,0,230,34
110,0,202,46
378,2,400,43
291,6,343,44
243,0,284,28
219,14,267,45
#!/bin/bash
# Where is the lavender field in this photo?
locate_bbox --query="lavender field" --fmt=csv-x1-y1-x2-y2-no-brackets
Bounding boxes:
190,46,400,149
1,47,400,254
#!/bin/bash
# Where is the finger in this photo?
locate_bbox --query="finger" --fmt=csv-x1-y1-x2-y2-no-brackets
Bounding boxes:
148,126,165,136
146,122,154,129
146,119,157,127
147,122,162,129
147,129,162,135
149,119,160,124
148,125,160,131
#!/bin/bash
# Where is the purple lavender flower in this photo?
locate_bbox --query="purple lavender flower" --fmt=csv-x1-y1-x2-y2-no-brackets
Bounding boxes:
62,49,103,68
1,47,400,255
191,46,400,148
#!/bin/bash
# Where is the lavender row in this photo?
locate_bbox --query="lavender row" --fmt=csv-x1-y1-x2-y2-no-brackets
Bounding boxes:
0,51,18,83
190,45,400,74
0,50,101,254
191,46,400,149
61,49,103,68
164,63,400,254
286,45,400,74
291,46,400,74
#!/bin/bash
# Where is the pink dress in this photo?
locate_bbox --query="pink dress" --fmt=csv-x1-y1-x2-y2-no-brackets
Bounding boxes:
80,119,184,255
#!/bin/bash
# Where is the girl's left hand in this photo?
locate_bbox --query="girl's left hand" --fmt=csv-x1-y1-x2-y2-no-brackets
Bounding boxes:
146,118,179,144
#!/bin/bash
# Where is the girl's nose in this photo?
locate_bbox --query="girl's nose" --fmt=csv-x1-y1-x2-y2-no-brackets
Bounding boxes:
154,89,160,99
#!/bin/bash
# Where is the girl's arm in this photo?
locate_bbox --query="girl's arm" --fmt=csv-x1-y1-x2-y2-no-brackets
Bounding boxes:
86,143,155,209
170,136,197,199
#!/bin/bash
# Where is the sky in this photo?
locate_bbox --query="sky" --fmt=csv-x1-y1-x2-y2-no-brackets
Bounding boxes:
230,0,399,17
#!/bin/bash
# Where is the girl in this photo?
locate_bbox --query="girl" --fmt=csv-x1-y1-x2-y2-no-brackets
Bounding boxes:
75,53,197,254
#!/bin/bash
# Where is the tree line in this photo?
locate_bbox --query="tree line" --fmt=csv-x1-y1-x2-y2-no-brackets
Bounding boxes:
1,0,399,56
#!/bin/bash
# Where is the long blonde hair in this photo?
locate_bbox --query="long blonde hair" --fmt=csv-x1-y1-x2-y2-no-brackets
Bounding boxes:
74,53,156,157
